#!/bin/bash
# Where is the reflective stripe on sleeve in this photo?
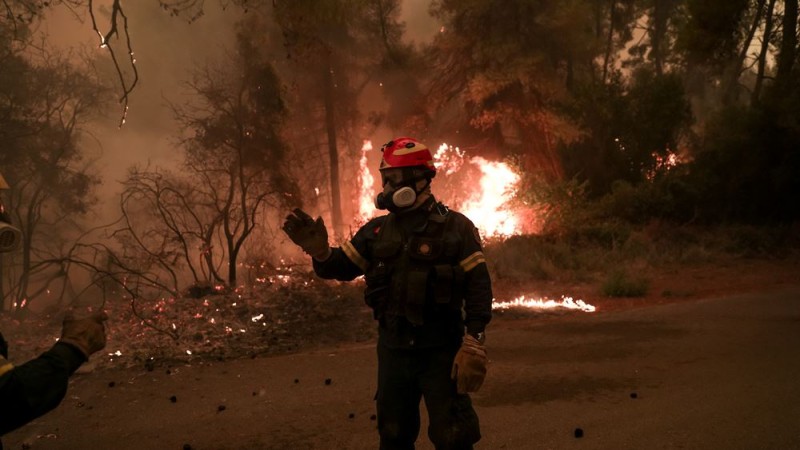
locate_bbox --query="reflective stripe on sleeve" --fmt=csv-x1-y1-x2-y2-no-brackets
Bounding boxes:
0,357,13,377
341,241,368,272
459,251,486,272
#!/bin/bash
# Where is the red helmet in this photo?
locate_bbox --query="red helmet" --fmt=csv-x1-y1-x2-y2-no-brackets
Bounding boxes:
379,137,436,174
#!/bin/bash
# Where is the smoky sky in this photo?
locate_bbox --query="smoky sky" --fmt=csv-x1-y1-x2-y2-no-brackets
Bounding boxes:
36,1,440,220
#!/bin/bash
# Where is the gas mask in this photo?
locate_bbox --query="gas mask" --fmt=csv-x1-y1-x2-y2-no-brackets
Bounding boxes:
0,206,21,253
374,169,432,213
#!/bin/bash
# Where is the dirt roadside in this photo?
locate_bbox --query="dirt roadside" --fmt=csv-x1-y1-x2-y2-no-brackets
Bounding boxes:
2,256,798,449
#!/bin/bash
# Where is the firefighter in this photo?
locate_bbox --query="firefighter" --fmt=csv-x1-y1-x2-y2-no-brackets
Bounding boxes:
0,175,108,441
283,137,491,450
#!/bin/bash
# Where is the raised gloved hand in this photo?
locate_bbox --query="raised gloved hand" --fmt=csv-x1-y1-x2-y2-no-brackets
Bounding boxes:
451,334,487,394
59,310,108,359
282,208,331,261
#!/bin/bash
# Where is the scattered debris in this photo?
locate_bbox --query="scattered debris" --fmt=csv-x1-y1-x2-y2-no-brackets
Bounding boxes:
0,273,375,369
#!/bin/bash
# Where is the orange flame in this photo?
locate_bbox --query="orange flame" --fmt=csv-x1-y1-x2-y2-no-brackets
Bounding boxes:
493,295,596,312
357,140,376,223
433,143,537,238
459,156,521,237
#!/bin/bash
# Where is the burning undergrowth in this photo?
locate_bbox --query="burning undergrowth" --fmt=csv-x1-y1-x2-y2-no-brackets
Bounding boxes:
0,269,375,371
0,259,597,372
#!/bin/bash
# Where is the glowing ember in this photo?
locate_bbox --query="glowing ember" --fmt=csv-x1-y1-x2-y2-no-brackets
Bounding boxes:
433,143,466,176
647,149,682,180
493,295,596,313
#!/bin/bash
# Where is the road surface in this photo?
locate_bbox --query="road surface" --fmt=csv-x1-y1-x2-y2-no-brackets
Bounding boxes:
5,287,800,449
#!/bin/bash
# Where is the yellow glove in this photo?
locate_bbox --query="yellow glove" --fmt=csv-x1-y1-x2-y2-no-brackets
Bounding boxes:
451,334,487,394
59,310,108,359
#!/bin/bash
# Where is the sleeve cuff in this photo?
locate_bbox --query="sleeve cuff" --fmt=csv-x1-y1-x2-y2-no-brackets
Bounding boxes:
48,342,88,375
465,320,486,335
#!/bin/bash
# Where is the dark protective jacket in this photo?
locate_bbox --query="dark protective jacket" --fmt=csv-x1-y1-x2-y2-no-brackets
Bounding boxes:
0,331,86,436
313,198,492,349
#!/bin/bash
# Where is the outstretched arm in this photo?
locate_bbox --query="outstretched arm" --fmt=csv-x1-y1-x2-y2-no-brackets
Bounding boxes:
0,342,85,435
0,311,107,436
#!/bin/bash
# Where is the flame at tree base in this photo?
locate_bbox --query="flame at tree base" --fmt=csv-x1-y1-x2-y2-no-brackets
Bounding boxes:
493,295,596,313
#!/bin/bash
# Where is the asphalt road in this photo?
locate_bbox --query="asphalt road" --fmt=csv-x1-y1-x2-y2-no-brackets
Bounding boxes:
5,287,800,449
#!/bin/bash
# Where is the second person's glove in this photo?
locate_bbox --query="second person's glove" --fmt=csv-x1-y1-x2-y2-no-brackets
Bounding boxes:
282,208,331,260
59,310,108,359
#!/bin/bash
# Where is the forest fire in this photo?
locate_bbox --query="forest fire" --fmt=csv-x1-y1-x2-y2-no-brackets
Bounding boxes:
352,141,594,313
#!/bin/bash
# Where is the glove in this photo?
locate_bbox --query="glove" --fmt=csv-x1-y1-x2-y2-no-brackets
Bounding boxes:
282,208,331,260
59,310,108,359
451,334,487,394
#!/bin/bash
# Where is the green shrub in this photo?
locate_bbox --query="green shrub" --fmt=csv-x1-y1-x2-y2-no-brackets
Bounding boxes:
571,220,632,249
601,270,649,297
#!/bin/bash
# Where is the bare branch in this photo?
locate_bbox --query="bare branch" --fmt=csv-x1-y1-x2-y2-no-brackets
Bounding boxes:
88,0,138,127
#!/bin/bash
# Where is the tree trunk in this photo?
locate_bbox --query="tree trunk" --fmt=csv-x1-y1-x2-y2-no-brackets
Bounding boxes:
752,0,777,104
777,0,798,87
651,0,671,75
722,0,766,105
323,49,343,239
228,247,238,286
602,1,616,83
15,224,33,312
